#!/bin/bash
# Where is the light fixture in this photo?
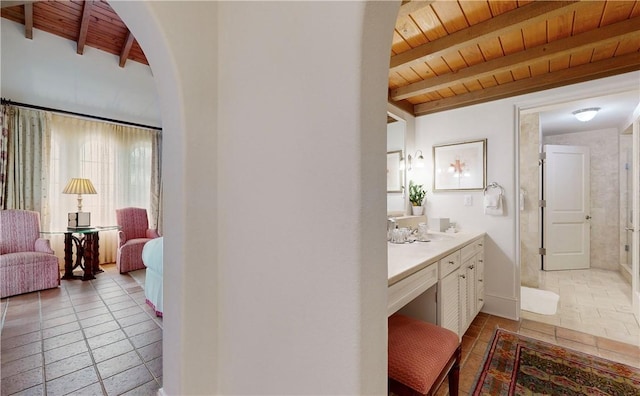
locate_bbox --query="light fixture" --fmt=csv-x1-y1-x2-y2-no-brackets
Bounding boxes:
407,150,425,171
62,178,97,212
62,178,97,228
572,107,600,122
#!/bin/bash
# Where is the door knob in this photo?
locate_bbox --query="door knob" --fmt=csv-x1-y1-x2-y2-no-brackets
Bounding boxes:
626,227,635,232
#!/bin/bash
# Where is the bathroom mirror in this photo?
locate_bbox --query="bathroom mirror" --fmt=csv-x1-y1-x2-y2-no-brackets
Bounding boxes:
387,113,406,214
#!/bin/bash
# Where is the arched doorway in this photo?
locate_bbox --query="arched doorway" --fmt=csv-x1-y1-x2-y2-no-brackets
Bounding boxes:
111,2,399,394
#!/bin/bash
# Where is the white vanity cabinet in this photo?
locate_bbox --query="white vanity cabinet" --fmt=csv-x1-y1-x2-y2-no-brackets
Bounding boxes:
460,236,485,335
436,236,485,338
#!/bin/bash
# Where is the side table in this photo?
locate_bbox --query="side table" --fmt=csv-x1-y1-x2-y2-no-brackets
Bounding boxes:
41,226,120,281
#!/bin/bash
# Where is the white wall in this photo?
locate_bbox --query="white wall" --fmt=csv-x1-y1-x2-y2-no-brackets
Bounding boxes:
0,18,160,127
387,120,406,213
415,71,640,320
112,1,397,394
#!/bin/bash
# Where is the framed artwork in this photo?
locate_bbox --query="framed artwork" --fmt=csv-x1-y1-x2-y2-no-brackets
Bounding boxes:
387,150,403,193
433,139,486,191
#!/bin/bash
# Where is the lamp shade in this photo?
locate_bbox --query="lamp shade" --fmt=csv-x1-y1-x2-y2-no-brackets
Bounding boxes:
62,178,97,195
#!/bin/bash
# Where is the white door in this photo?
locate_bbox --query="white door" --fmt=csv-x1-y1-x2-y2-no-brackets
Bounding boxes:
543,145,591,270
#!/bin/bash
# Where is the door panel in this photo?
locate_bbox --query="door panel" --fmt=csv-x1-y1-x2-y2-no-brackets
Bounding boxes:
543,145,591,270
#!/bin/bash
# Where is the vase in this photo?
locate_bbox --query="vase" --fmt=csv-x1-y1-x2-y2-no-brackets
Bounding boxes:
412,206,423,216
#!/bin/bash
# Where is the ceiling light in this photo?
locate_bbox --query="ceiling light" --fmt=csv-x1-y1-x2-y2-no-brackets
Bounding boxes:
572,107,600,122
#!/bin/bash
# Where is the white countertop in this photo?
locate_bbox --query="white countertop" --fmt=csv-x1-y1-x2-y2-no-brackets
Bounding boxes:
388,230,485,286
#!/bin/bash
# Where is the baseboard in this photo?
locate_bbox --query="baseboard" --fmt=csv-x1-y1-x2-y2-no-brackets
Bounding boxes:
481,293,519,320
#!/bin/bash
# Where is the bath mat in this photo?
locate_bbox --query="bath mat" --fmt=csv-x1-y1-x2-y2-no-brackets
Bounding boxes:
521,286,559,315
471,328,640,395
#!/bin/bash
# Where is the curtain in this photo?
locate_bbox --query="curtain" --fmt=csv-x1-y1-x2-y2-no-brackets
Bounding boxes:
150,131,163,233
4,107,51,212
0,105,9,209
48,114,157,264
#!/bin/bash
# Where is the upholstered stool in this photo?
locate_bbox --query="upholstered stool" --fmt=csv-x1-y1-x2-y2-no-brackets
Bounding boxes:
388,313,461,396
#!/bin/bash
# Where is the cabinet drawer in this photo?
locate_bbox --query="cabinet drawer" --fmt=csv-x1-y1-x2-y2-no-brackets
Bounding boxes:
439,250,461,279
461,237,484,261
388,263,438,316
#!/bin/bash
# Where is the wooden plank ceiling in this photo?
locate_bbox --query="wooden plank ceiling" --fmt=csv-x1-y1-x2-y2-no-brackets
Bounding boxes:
391,0,640,116
2,1,639,115
1,0,148,67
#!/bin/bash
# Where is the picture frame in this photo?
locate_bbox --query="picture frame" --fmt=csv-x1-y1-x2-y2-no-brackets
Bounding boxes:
387,150,403,193
433,139,487,191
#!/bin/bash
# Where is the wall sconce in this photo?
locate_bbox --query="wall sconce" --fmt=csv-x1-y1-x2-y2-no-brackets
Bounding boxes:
572,107,600,122
407,150,425,171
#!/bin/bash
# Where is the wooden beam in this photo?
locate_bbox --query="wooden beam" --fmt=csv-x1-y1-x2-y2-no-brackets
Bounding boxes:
392,17,640,101
387,97,415,116
119,30,134,68
77,0,93,55
1,1,31,8
397,0,435,19
413,52,640,116
389,1,584,73
23,1,32,39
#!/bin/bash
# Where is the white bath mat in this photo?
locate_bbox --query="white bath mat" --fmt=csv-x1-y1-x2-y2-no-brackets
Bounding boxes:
521,286,559,315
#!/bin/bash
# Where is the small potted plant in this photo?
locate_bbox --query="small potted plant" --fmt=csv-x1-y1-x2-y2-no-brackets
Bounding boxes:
409,181,426,215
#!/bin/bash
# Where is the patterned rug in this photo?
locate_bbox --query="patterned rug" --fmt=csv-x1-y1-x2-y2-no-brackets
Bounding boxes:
472,328,640,396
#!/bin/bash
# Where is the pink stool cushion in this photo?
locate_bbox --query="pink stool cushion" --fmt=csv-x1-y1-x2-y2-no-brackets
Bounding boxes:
388,313,459,394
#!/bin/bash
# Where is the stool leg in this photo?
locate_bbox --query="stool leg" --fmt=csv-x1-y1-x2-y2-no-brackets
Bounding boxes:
448,346,461,396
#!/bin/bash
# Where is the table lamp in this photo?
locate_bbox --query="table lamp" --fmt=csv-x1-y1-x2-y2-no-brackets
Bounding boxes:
62,178,97,228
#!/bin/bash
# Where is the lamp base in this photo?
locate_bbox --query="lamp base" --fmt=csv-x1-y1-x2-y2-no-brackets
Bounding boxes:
68,212,91,228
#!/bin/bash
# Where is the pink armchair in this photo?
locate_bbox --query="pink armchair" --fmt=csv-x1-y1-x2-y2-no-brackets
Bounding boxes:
116,207,160,273
0,210,60,298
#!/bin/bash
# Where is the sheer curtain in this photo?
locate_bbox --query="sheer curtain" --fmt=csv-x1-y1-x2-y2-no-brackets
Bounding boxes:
48,114,157,264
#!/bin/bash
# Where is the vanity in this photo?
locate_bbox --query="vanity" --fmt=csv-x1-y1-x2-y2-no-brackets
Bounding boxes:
388,231,485,338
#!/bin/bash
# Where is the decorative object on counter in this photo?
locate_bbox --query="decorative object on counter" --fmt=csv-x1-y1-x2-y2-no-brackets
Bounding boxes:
471,328,640,396
409,180,426,215
483,181,504,216
433,139,486,191
428,217,450,232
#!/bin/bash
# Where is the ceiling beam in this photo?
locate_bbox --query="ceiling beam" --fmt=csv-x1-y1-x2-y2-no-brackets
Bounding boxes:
397,0,435,20
77,0,93,55
391,17,640,101
389,1,584,73
23,1,32,39
413,52,640,116
119,30,134,68
1,1,33,8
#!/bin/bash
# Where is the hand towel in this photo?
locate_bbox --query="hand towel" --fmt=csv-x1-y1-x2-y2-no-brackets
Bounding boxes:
484,193,504,215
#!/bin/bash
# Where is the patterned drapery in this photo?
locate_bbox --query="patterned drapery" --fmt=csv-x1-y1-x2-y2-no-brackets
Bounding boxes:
0,105,9,209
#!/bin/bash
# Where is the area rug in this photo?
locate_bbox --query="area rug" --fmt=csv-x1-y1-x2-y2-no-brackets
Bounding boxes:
471,328,640,396
521,286,559,315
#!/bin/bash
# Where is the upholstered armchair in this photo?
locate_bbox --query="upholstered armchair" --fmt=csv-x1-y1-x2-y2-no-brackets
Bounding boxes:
0,210,60,298
116,207,160,273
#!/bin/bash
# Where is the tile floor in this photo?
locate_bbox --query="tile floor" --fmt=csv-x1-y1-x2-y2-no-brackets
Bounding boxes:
3,266,640,396
1,264,162,396
520,268,640,346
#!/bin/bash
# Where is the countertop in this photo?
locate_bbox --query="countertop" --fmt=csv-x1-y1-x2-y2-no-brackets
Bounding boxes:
388,230,486,286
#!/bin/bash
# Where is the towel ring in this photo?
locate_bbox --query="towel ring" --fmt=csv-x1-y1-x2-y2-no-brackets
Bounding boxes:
483,182,504,195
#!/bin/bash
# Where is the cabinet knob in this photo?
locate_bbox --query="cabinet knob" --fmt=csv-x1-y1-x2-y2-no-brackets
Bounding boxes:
468,265,474,269
479,279,483,282
459,274,466,279
478,259,483,263
478,243,483,247
479,298,484,302
448,261,455,265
